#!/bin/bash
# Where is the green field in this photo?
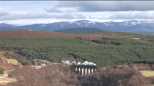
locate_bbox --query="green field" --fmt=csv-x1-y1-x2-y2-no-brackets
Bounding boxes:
0,32,154,67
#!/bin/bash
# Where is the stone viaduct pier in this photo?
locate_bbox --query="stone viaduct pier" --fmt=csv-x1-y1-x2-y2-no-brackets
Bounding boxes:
72,61,97,76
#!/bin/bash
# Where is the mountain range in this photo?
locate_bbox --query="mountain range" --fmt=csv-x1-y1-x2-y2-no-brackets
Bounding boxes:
0,20,154,33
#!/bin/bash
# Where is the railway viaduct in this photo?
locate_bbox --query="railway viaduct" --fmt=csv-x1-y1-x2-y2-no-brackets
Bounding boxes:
72,61,97,76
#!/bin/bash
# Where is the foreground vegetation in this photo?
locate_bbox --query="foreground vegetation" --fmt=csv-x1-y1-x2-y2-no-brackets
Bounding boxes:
0,32,154,66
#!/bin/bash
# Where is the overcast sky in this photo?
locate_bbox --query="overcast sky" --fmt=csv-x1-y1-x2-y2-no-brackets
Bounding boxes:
0,1,154,25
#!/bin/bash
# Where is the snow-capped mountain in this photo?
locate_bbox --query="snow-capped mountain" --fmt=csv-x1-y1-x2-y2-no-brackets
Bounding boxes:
0,20,154,33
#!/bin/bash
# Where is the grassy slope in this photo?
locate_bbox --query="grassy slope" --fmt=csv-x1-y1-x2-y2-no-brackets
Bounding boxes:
0,31,154,66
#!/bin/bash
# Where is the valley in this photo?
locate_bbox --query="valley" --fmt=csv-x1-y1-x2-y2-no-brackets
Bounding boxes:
0,31,154,86
1,1,154,86
0,31,153,66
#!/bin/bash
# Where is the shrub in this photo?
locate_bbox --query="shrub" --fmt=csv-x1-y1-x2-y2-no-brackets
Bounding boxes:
0,67,4,74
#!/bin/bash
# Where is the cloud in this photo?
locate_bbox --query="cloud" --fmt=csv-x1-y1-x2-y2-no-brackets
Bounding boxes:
1,1,154,25
46,6,79,13
0,12,8,17
0,8,9,17
1,11,154,25
0,12,82,21
0,18,66,25
53,1,154,11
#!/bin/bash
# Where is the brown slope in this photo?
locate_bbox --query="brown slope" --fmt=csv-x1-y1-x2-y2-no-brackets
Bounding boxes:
0,31,75,39
0,31,102,41
0,31,137,41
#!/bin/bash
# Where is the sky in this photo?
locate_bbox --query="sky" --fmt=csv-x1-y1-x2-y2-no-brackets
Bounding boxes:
0,1,154,25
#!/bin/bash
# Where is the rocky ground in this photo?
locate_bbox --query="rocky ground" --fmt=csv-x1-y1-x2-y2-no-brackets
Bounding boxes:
0,51,154,86
1,63,154,86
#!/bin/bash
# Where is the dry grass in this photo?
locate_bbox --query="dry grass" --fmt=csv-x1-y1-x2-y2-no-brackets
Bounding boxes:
140,70,154,78
0,77,17,85
6,59,19,66
0,51,19,66
0,71,17,86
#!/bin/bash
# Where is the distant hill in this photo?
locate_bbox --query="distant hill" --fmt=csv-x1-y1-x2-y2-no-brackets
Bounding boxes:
1,20,154,33
55,27,103,33
0,23,19,31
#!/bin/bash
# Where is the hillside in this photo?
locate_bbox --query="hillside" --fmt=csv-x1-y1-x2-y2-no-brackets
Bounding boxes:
6,64,147,86
0,31,75,39
0,31,153,66
0,31,154,86
55,27,103,33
